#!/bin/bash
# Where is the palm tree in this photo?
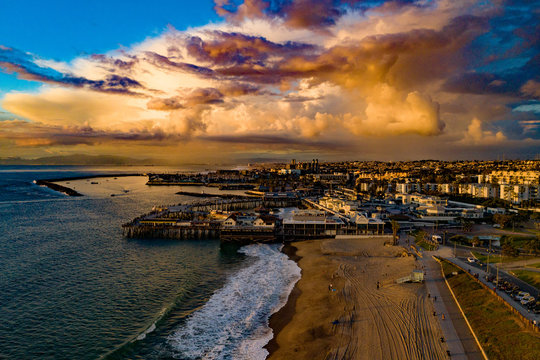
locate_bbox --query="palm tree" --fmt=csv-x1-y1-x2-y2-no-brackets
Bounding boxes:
391,220,400,245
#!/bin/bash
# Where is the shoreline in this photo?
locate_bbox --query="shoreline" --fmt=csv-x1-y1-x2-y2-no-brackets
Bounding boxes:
265,243,302,356
266,237,449,359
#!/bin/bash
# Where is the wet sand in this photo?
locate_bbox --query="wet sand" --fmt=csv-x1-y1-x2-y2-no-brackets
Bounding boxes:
268,237,449,360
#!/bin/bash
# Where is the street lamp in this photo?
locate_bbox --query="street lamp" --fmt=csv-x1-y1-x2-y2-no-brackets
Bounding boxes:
496,262,499,288
487,238,492,275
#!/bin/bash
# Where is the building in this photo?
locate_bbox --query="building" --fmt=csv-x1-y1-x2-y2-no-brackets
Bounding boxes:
480,170,539,185
309,173,348,185
278,168,302,176
396,183,421,194
438,183,454,194
282,210,345,239
500,184,539,204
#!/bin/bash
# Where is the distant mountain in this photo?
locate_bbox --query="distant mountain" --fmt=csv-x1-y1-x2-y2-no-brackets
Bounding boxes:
0,154,164,165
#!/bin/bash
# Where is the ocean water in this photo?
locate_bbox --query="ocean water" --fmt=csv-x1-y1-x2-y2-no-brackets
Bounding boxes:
0,166,300,359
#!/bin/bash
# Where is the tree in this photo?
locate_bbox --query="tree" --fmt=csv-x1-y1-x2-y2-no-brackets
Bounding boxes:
457,217,473,232
471,236,480,247
524,238,540,256
391,220,400,245
493,214,513,229
501,242,518,258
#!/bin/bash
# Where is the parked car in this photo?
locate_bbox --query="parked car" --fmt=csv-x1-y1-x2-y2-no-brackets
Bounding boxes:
516,292,530,301
521,296,535,306
467,257,476,263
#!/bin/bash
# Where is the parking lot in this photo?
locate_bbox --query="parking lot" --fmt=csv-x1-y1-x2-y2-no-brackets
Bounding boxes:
454,257,540,321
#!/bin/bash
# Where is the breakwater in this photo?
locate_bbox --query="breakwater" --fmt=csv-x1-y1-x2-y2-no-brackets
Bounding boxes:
34,180,83,196
34,173,143,196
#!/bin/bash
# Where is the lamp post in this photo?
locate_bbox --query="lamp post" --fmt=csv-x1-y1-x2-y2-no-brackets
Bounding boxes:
487,238,491,275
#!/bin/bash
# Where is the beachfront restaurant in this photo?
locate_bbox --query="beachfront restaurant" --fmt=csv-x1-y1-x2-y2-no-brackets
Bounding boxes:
282,210,345,239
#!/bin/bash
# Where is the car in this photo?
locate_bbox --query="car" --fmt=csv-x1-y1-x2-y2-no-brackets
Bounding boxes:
467,257,476,263
521,296,535,306
526,301,537,310
516,292,530,301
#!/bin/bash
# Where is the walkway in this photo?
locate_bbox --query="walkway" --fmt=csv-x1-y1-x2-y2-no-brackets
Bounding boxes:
397,234,484,360
421,255,484,360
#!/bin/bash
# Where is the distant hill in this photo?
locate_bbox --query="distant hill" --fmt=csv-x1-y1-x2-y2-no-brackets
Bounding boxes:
0,154,164,166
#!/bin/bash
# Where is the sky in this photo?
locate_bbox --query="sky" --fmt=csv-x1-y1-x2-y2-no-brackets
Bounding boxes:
0,0,539,163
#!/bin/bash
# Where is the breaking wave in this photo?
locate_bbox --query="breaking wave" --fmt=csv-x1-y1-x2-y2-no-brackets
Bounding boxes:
168,243,300,360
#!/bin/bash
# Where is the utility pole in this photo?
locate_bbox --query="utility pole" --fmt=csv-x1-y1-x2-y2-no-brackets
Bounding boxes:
454,241,457,258
487,238,491,274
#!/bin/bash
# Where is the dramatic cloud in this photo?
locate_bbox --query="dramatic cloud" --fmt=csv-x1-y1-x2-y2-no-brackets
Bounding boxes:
0,47,145,96
463,118,507,145
0,0,538,160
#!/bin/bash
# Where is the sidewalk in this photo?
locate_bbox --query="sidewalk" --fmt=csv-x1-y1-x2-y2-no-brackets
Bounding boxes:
421,256,484,360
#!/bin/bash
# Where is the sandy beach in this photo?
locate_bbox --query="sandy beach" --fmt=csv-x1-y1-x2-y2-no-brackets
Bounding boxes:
267,237,449,360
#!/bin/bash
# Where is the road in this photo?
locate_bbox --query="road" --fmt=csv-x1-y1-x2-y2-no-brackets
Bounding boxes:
459,256,539,299
449,256,540,324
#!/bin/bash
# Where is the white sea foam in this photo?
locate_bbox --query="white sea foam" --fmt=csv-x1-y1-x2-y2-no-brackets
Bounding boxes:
168,243,301,360
135,322,156,341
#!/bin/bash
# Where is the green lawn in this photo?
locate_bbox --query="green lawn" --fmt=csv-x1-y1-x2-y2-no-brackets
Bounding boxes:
441,260,540,360
416,240,437,251
529,263,540,269
511,270,540,289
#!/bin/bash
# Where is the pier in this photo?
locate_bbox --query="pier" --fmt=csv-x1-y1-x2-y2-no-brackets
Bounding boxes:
122,194,388,243
122,196,300,243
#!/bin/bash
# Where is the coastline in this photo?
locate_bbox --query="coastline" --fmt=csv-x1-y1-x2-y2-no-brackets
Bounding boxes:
266,237,449,360
265,243,302,356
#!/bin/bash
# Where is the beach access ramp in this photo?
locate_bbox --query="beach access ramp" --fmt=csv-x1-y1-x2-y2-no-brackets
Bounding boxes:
396,270,425,283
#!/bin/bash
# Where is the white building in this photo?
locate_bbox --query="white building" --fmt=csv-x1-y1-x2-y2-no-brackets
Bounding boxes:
500,184,538,204
396,183,421,194
480,170,539,185
438,183,454,194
